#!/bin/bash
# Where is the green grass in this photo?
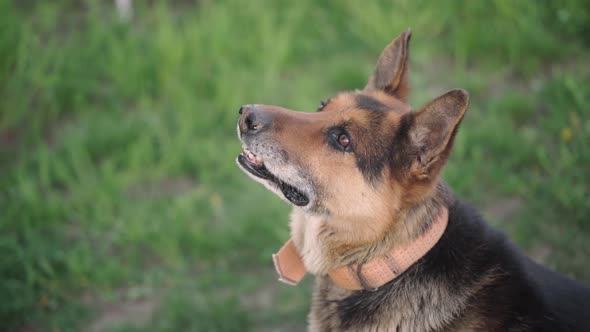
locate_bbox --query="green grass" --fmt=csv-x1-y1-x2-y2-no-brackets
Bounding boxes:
1,0,589,330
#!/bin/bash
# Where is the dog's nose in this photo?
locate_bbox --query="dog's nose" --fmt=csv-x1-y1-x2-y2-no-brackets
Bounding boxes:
238,105,271,135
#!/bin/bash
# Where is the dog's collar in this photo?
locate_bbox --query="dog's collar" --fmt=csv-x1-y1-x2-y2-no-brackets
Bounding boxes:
272,208,449,291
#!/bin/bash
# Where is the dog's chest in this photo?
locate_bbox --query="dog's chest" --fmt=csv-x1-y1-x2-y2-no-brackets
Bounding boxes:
289,210,330,275
308,276,463,332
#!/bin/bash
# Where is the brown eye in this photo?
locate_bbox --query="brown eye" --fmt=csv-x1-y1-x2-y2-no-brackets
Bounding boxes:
327,127,352,152
337,133,350,147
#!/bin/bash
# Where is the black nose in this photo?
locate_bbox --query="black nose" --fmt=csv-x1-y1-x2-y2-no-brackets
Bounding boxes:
238,105,271,135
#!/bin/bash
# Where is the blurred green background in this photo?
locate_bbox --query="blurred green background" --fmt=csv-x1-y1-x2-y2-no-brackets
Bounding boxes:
1,0,589,331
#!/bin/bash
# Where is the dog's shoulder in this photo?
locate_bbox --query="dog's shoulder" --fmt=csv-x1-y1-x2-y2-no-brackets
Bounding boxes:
447,199,590,331
519,249,590,330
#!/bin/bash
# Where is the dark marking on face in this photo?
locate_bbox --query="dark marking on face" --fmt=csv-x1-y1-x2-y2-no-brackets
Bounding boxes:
354,110,393,183
355,94,390,112
389,112,417,180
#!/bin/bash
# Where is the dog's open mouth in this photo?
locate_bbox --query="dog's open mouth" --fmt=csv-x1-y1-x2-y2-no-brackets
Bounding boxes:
238,147,310,206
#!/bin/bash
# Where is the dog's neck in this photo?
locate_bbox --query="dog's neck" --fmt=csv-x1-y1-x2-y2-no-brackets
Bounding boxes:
289,181,453,276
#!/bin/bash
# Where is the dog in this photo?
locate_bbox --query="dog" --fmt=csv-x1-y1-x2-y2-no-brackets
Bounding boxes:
236,29,590,331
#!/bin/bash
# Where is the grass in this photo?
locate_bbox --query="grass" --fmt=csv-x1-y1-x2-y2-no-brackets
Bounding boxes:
1,0,589,330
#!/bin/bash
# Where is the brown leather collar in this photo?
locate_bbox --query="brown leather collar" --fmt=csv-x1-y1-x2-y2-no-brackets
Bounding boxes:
272,208,449,290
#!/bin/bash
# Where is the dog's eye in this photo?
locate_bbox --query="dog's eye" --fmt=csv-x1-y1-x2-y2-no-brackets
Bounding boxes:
337,133,350,148
326,127,352,152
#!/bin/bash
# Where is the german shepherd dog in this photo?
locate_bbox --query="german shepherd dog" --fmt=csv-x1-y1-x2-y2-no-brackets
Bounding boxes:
236,30,590,331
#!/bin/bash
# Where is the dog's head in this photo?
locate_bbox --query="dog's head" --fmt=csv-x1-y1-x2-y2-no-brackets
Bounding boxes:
237,30,468,223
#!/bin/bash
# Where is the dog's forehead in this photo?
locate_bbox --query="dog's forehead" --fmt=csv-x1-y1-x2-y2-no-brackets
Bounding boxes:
327,91,411,115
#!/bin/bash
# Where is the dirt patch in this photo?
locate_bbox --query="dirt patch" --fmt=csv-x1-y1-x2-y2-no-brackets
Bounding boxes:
126,176,198,200
87,295,160,332
529,244,553,264
483,197,554,264
482,197,523,223
240,284,275,309
239,268,308,332
254,323,308,332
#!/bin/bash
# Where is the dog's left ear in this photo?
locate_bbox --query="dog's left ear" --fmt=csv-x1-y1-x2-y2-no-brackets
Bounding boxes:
365,29,411,102
408,89,469,180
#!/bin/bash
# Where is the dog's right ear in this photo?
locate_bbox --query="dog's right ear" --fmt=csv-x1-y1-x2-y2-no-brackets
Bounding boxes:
406,89,469,181
365,29,411,102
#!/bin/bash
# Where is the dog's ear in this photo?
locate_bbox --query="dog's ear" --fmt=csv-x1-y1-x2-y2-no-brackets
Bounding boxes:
407,89,469,180
365,29,411,102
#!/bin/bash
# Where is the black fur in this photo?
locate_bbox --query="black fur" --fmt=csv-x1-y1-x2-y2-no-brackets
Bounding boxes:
354,109,392,183
328,198,590,331
389,112,416,180
353,106,426,184
355,94,389,112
